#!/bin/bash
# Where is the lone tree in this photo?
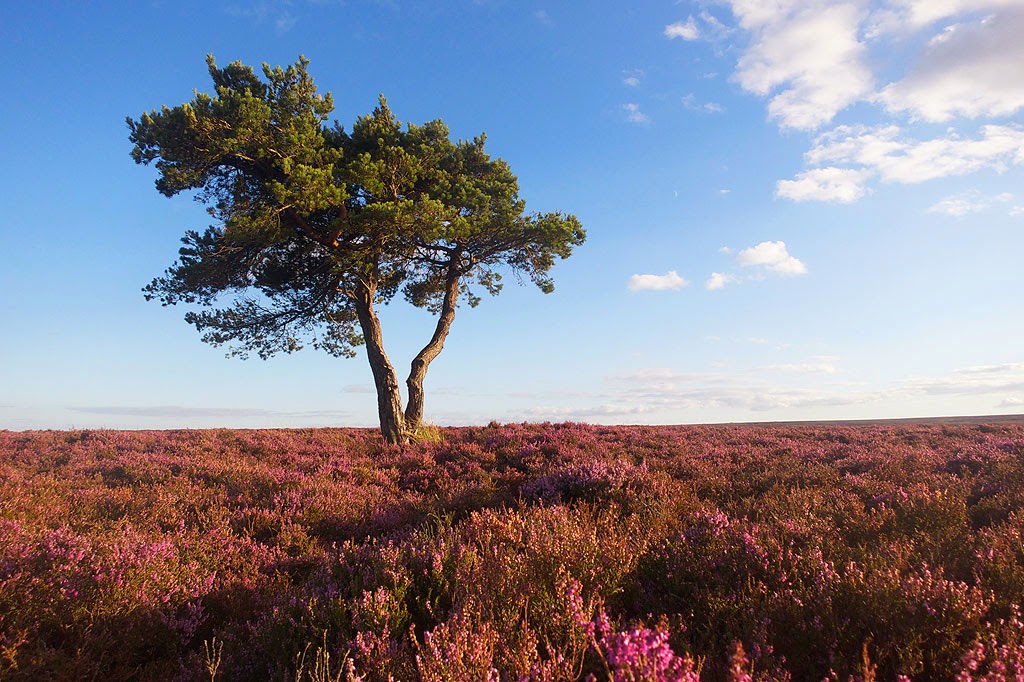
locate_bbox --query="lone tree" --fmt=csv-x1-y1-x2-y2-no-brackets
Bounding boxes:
129,56,585,443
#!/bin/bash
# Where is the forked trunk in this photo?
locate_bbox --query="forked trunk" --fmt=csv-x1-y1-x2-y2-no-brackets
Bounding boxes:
352,268,461,444
353,282,407,444
404,270,461,432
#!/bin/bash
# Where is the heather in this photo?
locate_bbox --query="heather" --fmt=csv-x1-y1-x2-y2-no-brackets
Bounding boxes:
1,422,1023,681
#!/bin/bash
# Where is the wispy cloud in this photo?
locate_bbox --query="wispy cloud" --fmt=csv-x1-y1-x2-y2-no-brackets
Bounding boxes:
517,403,656,420
627,270,689,292
623,69,644,87
623,103,650,124
928,190,1015,216
777,124,1024,201
664,17,700,40
70,406,278,418
275,13,297,32
604,368,864,413
682,93,724,113
955,362,1024,375
760,356,840,374
747,337,791,350
68,405,352,420
225,1,301,33
804,125,1024,185
697,9,733,40
902,368,1024,396
539,361,1024,421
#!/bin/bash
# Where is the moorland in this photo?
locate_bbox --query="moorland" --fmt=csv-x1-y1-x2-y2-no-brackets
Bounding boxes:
2,419,1023,681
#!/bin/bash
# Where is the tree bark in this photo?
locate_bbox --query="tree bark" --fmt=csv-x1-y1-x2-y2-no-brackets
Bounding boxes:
353,280,407,444
404,269,461,431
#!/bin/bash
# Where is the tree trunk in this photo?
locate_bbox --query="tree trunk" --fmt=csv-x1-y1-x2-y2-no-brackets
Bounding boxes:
353,281,407,444
404,270,461,432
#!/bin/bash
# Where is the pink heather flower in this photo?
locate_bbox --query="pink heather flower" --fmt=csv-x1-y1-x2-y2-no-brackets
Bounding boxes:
955,606,1024,681
728,642,753,682
586,604,698,682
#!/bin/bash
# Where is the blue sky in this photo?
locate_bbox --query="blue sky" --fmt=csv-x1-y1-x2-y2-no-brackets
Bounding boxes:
2,0,1023,430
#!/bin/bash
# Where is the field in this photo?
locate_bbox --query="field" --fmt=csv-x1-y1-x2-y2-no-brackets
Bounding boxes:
2,420,1024,681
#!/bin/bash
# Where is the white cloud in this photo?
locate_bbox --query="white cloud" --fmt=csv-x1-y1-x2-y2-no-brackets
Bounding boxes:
776,166,871,202
627,271,690,292
533,9,552,25
798,124,1024,189
704,243,806,289
998,397,1024,408
928,190,1015,216
730,1,873,129
878,8,1024,122
705,1,1024,202
724,0,1023,130
623,103,650,124
665,17,700,40
736,241,807,275
726,0,799,30
705,271,736,290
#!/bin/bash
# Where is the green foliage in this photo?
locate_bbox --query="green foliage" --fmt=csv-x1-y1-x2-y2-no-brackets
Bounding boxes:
408,423,445,445
129,55,585,361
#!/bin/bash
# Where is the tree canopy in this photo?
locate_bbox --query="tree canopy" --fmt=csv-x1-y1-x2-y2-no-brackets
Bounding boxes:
129,55,585,443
